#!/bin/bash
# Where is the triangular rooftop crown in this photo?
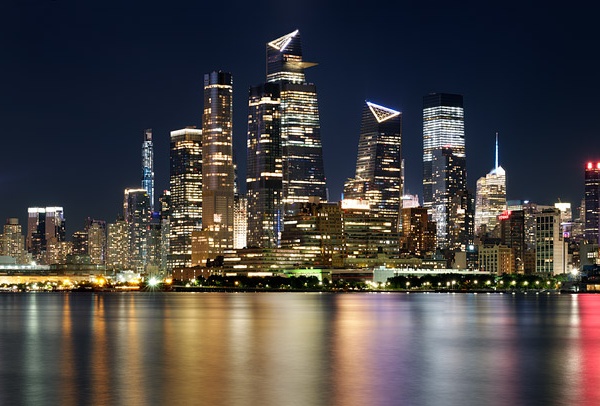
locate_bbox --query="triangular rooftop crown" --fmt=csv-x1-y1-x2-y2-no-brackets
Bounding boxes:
268,30,299,51
366,101,400,123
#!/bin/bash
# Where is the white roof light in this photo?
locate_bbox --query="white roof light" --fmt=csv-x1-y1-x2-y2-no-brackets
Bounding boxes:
366,101,401,123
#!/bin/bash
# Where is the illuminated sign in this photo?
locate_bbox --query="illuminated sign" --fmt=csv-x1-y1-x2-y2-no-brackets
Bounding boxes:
498,210,512,220
341,199,371,210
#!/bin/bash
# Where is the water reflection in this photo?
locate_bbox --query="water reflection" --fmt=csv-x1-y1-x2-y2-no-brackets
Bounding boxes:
2,293,600,405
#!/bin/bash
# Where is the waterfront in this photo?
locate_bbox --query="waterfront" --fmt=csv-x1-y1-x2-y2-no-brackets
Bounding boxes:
1,292,599,406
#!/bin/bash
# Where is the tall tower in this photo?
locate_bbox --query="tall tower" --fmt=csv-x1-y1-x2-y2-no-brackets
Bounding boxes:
168,126,203,269
585,161,600,244
474,133,507,235
199,71,235,260
124,188,150,271
422,93,470,250
344,101,402,230
246,83,282,248
266,30,327,212
142,128,155,211
246,30,327,247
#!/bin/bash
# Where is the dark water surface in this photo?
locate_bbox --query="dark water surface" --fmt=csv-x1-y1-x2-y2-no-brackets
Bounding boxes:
1,292,599,406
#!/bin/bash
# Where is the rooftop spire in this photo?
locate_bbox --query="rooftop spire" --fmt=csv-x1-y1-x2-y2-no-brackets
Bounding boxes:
495,132,499,170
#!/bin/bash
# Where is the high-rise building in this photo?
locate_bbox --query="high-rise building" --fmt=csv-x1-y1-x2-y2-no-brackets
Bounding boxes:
422,93,470,250
142,128,155,211
474,134,506,235
26,206,65,263
584,162,600,244
344,101,402,230
87,219,106,265
169,126,203,269
246,83,282,248
499,209,526,273
197,71,235,262
400,207,436,257
107,219,129,270
124,188,151,271
1,218,27,264
536,208,567,275
246,30,327,248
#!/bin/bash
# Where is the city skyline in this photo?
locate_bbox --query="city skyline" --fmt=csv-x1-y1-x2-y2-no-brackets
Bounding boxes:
1,1,599,229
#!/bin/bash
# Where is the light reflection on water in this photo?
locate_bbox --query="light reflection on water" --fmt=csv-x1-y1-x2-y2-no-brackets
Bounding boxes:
1,292,600,406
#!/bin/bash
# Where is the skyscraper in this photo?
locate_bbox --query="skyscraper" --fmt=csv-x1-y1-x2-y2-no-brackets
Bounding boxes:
26,206,66,262
124,188,150,271
422,93,470,250
168,126,203,269
344,101,402,230
197,71,235,262
246,30,327,247
585,162,600,244
247,83,282,248
474,133,507,235
142,128,155,211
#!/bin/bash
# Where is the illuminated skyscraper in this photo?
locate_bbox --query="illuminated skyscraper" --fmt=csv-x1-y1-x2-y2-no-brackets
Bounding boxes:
197,71,234,262
142,128,155,211
1,218,27,264
585,161,600,244
247,83,282,248
247,30,327,247
344,101,402,230
107,219,129,270
26,206,65,262
422,93,470,250
168,126,203,269
124,188,150,271
474,134,506,235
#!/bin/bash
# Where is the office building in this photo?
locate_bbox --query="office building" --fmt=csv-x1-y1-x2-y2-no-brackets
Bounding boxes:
1,218,27,264
400,207,436,257
26,207,65,262
124,188,151,271
107,219,129,270
169,126,203,269
344,101,402,230
247,30,327,247
422,93,471,250
142,128,155,211
536,208,567,275
474,134,506,235
197,71,235,263
246,83,282,247
585,162,600,244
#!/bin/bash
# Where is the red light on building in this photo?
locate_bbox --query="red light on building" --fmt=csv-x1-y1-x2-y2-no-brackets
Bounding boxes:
498,210,512,221
588,162,593,170
597,162,600,170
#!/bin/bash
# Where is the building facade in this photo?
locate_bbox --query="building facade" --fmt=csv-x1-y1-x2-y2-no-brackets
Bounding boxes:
474,134,506,235
585,162,600,244
124,188,151,271
142,128,155,211
344,101,402,231
422,93,471,250
246,30,327,248
168,127,203,269
198,71,235,262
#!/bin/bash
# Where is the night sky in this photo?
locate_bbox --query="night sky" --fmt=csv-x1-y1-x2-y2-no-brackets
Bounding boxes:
1,0,599,233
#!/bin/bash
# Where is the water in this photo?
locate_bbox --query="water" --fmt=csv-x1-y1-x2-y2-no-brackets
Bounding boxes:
1,292,599,406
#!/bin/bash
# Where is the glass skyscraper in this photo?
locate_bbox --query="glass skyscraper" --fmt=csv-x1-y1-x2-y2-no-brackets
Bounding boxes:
585,161,600,244
142,128,155,212
422,93,471,250
124,188,150,271
199,71,235,259
168,126,203,269
474,134,506,235
247,30,327,247
344,101,402,230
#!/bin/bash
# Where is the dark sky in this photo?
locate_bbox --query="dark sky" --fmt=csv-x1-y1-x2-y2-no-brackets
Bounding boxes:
1,0,599,233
